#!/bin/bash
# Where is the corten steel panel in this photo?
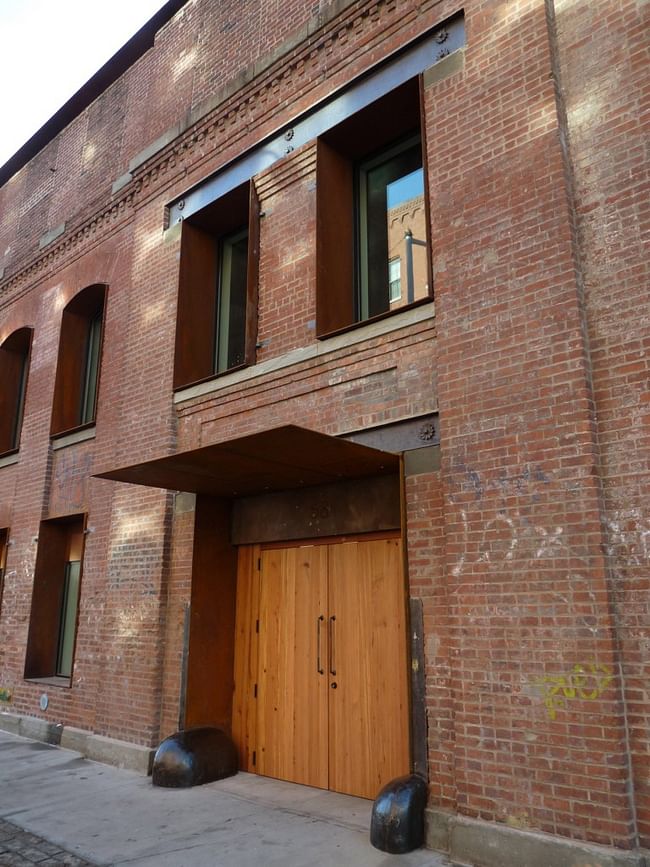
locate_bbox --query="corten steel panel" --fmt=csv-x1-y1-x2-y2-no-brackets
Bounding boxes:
51,285,106,436
173,223,219,388
188,182,249,237
316,139,355,336
232,474,401,544
174,182,253,389
0,328,32,455
24,522,68,678
321,78,421,161
184,496,238,731
95,425,399,497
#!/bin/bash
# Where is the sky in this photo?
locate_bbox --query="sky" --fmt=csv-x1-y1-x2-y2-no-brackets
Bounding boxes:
0,0,169,167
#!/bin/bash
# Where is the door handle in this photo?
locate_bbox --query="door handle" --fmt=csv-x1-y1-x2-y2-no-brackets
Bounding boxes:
328,615,336,676
316,615,324,674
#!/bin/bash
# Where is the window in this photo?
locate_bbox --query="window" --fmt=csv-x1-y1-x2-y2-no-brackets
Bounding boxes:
316,77,432,336
388,258,401,303
174,181,260,389
0,328,32,455
56,559,81,677
24,515,85,682
51,284,106,436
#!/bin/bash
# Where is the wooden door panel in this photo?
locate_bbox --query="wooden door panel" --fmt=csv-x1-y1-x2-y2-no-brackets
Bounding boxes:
328,538,410,799
232,545,260,770
257,545,329,788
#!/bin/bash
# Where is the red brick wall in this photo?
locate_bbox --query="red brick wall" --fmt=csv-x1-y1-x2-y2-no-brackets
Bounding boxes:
405,470,454,807
428,0,640,849
0,0,647,855
552,0,650,847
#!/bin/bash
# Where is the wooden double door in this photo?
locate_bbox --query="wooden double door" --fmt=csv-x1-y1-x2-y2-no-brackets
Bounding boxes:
232,535,410,799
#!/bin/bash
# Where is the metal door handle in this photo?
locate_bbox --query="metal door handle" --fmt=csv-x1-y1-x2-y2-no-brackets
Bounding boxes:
329,615,336,676
317,615,324,674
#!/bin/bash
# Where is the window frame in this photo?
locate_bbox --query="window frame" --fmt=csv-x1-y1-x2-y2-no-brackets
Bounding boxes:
355,133,425,321
56,559,82,678
173,181,260,390
0,328,33,457
214,225,250,374
24,514,86,685
51,284,107,438
388,257,402,303
316,75,433,339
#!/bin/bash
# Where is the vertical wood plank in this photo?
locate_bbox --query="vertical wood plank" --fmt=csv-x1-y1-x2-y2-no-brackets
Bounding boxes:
328,538,410,799
231,544,260,770
256,545,329,788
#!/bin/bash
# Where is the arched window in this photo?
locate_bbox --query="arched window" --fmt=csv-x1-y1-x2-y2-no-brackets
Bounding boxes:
51,284,107,436
0,327,33,455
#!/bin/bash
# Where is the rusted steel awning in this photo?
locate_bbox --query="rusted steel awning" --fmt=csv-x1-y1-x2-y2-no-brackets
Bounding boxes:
94,425,399,497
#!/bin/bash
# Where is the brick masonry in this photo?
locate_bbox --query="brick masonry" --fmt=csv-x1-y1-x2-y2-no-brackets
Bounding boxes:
0,0,647,862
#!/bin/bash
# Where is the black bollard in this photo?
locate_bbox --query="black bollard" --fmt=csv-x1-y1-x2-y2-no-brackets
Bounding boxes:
152,726,238,788
370,773,428,854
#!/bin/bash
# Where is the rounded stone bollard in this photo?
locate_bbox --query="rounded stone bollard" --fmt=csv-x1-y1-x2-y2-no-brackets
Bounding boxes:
370,773,428,854
152,726,238,788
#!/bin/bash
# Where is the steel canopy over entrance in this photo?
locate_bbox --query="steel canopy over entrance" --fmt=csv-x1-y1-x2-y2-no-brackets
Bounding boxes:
94,424,400,496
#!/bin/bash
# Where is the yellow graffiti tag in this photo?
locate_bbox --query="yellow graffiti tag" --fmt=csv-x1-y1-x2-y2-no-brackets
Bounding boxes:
538,663,613,719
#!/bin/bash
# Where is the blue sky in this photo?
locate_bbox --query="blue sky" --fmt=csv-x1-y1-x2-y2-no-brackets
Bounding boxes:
387,168,424,209
0,0,168,167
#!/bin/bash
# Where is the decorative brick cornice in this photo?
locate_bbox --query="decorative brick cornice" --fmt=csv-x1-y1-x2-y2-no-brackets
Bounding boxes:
0,0,451,302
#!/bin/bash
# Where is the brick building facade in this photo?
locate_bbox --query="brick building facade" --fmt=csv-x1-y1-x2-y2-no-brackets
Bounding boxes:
0,1,648,865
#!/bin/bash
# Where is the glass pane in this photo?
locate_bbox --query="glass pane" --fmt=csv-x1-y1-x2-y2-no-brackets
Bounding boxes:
56,561,81,678
358,140,428,320
215,228,248,373
80,312,102,425
389,258,401,303
10,351,28,449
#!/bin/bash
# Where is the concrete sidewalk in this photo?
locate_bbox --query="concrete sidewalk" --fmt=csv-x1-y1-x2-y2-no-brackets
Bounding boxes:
0,731,465,867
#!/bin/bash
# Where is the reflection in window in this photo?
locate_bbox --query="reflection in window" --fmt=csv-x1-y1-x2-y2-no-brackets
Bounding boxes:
389,258,401,303
215,228,249,373
357,137,428,320
56,560,81,678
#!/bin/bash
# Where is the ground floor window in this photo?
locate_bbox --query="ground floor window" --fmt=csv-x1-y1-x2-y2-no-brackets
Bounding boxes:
24,515,85,682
